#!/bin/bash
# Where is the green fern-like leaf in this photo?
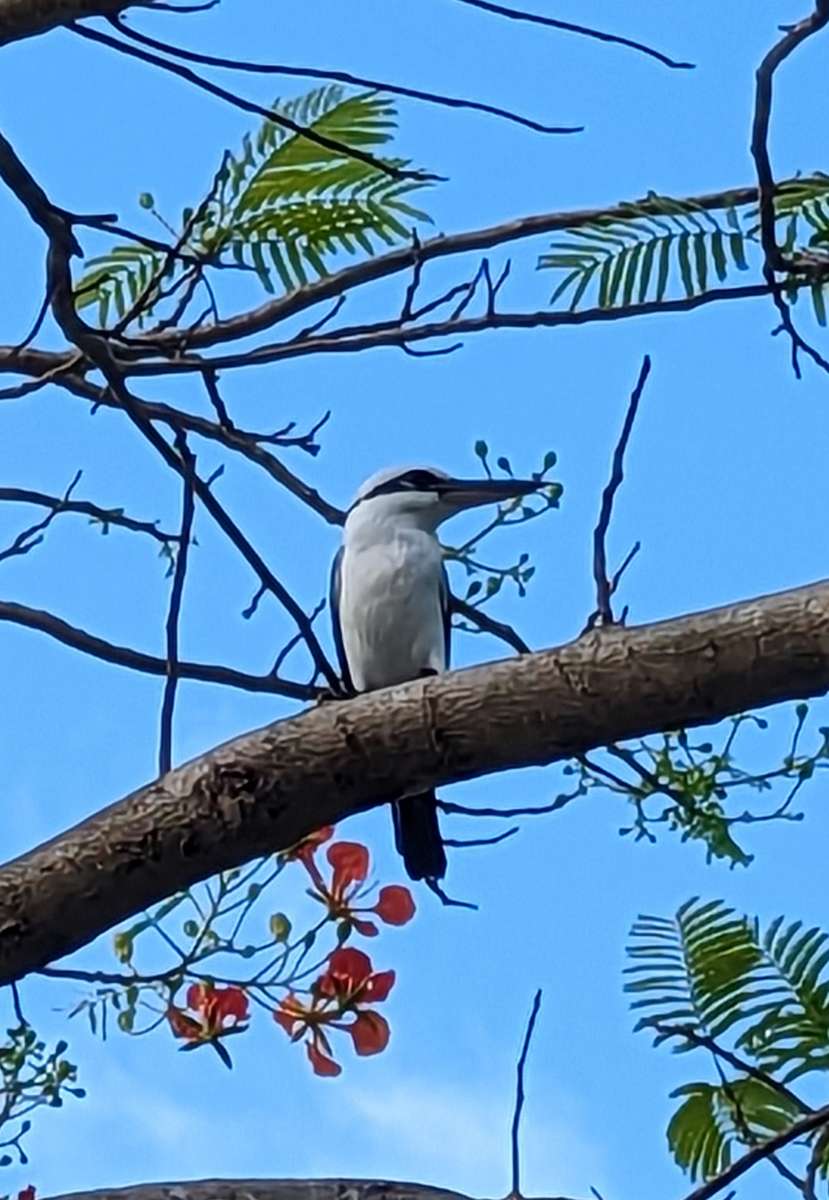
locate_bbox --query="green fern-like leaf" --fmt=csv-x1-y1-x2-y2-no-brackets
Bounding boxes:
667,1078,801,1182
74,244,164,328
199,86,432,293
625,899,763,1040
736,918,829,1082
540,174,829,322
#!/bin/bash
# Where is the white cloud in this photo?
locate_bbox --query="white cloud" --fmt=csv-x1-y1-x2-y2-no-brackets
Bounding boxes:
339,1075,609,1198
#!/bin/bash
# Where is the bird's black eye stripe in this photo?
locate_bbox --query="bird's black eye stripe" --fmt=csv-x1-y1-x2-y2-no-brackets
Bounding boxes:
354,470,445,507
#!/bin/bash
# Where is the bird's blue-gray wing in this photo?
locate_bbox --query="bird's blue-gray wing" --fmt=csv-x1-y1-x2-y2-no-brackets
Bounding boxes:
329,546,354,691
440,562,452,671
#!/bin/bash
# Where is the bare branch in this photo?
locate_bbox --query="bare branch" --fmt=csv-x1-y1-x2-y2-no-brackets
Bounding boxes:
0,485,179,544
452,0,694,69
120,285,775,377
158,433,196,776
0,600,318,699
511,989,542,1197
110,15,583,135
585,356,650,630
71,22,443,184
114,179,781,358
750,1,829,377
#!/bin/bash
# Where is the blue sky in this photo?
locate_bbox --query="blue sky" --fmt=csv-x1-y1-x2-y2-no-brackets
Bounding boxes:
2,2,829,1197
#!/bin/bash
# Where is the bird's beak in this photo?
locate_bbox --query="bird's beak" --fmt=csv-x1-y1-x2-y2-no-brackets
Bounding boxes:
440,477,543,510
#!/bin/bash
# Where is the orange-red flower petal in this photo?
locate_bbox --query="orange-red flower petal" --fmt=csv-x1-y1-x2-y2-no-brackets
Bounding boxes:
364,969,395,1002
327,841,370,892
307,1040,341,1077
348,1010,390,1056
373,885,415,926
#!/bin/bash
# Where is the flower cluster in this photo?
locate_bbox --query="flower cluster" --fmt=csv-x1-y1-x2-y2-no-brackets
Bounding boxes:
275,946,395,1076
161,827,413,1076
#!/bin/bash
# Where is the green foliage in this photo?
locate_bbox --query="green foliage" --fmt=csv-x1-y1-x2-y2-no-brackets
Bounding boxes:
627,897,829,1184
539,173,829,323
74,86,433,327
576,711,829,866
0,1022,83,1167
667,1078,801,1180
74,244,164,329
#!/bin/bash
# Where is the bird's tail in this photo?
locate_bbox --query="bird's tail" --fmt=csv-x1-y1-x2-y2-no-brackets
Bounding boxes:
393,791,447,881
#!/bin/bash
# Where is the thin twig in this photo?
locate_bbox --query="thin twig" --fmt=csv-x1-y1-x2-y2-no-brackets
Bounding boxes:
72,22,442,184
511,989,542,1198
0,600,317,699
0,486,179,544
118,289,776,376
0,470,82,563
109,16,583,135
158,433,196,776
453,0,694,69
443,826,519,847
584,355,651,630
438,789,582,819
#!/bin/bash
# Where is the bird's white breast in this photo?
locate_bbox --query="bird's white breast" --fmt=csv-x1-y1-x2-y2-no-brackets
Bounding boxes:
339,525,446,691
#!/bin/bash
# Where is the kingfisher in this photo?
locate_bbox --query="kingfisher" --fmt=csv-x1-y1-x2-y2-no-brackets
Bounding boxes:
330,465,543,882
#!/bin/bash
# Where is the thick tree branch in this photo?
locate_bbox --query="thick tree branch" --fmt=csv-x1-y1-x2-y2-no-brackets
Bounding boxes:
4,577,829,984
44,1182,577,1200
0,0,124,45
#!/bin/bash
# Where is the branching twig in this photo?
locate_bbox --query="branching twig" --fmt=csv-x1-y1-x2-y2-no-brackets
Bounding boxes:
0,470,82,564
584,356,650,630
0,486,179,544
750,1,829,377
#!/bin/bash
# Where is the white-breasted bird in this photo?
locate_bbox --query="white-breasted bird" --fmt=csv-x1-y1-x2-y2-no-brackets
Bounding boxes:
330,465,544,882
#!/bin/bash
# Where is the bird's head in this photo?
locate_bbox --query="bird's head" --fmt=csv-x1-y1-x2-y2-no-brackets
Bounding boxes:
346,464,544,533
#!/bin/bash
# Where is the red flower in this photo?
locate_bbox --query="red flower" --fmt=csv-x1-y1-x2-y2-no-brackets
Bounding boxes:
303,840,415,937
18,1188,36,1200
319,947,395,1005
274,948,395,1076
167,983,249,1068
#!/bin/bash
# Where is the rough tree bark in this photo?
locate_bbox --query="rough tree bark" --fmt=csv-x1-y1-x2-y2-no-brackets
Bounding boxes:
0,0,125,45
48,1182,478,1200
2,576,829,986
